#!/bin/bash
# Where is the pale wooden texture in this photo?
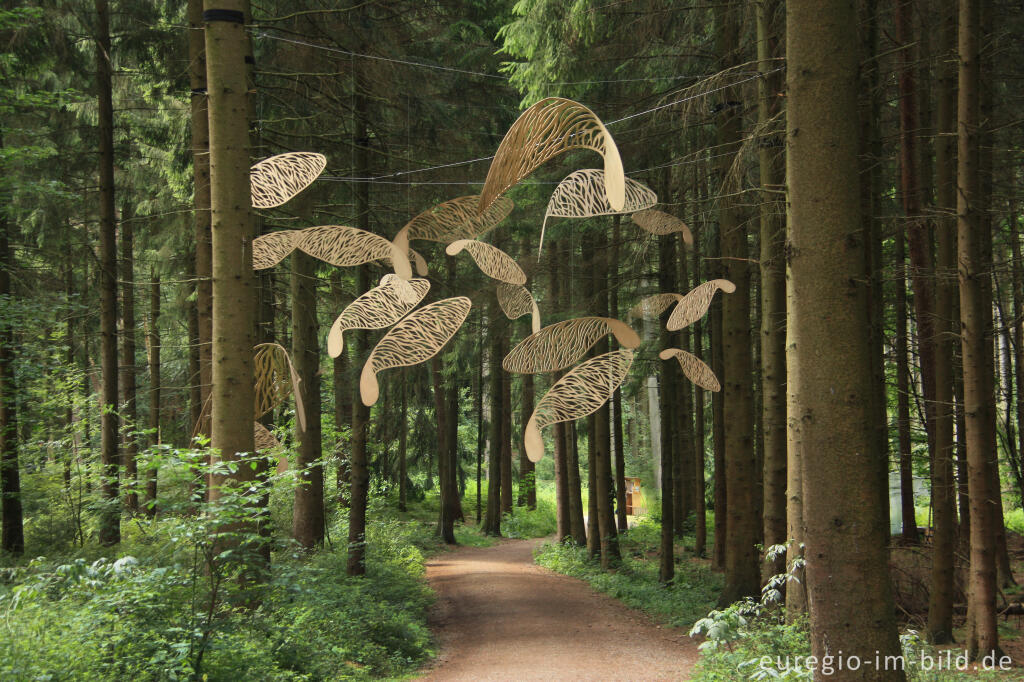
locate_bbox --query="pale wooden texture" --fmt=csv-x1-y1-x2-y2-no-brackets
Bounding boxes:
660,347,721,392
541,170,657,251
632,209,694,245
250,152,327,209
253,342,306,431
294,225,412,280
496,282,541,333
327,275,430,358
503,317,640,374
627,293,684,320
400,195,514,243
524,350,634,462
360,297,472,405
446,239,527,285
479,98,624,214
252,229,299,269
666,279,736,331
254,421,280,450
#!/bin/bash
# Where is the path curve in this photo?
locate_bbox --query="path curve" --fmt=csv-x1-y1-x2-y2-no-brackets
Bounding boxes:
420,537,700,681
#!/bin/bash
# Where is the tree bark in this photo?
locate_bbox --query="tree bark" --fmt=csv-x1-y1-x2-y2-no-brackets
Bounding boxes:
483,298,503,537
787,0,905,673
291,249,324,549
757,0,787,580
96,0,120,546
120,201,139,514
610,217,627,531
145,270,160,517
895,214,917,541
659,233,675,583
347,264,371,574
433,355,457,544
0,196,23,554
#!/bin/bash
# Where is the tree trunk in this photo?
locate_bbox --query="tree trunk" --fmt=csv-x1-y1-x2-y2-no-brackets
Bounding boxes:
476,310,484,523
787,0,905,673
757,0,787,580
189,0,212,444
96,0,120,546
926,0,958,643
594,228,619,567
710,228,726,572
610,217,627,531
347,262,371,574
692,238,708,558
398,371,408,512
0,198,23,554
433,355,457,544
331,270,351,507
519,371,536,509
659,233,675,583
716,0,758,606
567,421,586,545
145,270,160,517
500,334,513,516
958,0,999,659
292,249,324,549
483,298,503,537
586,414,599,559
120,201,139,515
895,215,918,541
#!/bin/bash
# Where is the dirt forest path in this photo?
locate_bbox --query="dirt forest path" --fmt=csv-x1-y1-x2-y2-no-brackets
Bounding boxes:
419,537,701,681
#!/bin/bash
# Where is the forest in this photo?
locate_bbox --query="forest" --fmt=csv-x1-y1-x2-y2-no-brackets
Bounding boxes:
2,0,1023,680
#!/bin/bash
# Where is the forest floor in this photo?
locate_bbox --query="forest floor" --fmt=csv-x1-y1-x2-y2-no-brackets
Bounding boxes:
419,537,701,681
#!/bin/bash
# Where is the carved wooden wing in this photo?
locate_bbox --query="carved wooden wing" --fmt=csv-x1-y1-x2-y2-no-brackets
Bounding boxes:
446,239,527,285
479,98,624,215
541,170,657,251
295,225,412,280
497,283,541,334
250,152,327,209
327,275,431,358
253,342,306,431
632,209,694,246
666,279,736,331
524,349,634,462
254,421,281,450
360,297,472,405
252,230,299,270
503,317,641,374
627,293,684,321
660,348,720,392
400,195,514,243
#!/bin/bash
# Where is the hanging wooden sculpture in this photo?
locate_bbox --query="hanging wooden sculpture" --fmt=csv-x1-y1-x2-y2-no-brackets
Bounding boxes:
445,239,527,285
665,279,736,331
254,421,281,450
398,195,514,243
360,297,472,406
252,230,299,270
503,317,641,374
632,209,694,246
524,349,634,462
627,279,735,332
540,169,657,252
660,348,721,392
294,225,413,280
253,342,306,432
250,152,327,209
496,282,541,334
327,275,431,358
478,97,625,215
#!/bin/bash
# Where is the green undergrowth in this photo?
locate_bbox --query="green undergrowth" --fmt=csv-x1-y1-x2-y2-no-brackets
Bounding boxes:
533,518,722,629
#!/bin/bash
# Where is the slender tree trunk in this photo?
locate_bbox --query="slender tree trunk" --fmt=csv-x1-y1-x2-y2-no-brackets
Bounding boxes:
476,310,484,524
292,249,324,549
348,263,371,574
433,355,457,544
610,217,627,531
483,298,503,536
659,233,675,583
145,271,160,517
567,421,586,544
716,0,758,606
757,0,787,580
500,334,513,516
331,271,351,507
120,202,139,514
895,218,918,541
594,228,619,567
692,238,708,558
0,200,23,554
926,0,957,643
190,0,212,444
96,0,120,546
710,224,726,572
958,0,999,658
519,371,536,509
398,371,408,512
788,0,905,673
586,414,599,559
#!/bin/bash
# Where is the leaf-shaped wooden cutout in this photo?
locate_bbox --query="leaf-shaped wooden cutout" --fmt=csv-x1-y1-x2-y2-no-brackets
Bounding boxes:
503,317,641,374
627,293,684,321
400,195,514,243
253,342,306,431
253,230,299,270
446,239,527,285
540,170,657,252
632,209,694,246
254,421,280,450
660,348,721,392
479,98,625,215
497,283,541,334
666,279,736,332
525,350,634,462
327,275,431,358
250,152,327,209
295,225,412,280
360,297,472,406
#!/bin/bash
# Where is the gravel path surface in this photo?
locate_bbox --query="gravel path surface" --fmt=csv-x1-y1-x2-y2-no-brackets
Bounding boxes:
419,537,701,681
